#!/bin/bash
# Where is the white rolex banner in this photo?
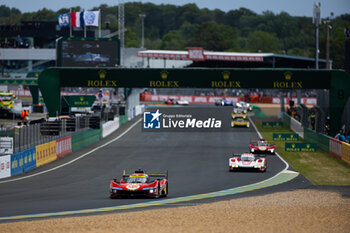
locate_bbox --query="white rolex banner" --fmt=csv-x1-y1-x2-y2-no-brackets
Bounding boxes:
84,10,100,27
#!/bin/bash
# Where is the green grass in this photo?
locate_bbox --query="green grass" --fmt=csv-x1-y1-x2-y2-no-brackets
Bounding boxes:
254,120,350,185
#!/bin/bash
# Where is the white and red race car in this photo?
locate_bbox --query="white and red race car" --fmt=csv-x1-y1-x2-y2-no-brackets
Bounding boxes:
229,153,267,172
249,139,276,155
165,98,189,105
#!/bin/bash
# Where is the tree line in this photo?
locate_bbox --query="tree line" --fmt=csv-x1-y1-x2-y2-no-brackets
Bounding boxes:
0,3,349,68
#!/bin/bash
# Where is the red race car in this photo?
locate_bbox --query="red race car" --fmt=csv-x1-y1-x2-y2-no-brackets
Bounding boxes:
109,169,168,199
249,139,276,155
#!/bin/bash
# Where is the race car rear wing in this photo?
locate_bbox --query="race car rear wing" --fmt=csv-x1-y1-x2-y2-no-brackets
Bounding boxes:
250,140,274,145
122,170,168,179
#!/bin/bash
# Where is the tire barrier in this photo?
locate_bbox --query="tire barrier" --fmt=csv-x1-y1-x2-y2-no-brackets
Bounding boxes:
89,116,101,129
40,121,61,136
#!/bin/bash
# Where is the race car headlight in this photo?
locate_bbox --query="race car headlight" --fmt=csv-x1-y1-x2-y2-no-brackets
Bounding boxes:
251,149,255,152
149,189,154,193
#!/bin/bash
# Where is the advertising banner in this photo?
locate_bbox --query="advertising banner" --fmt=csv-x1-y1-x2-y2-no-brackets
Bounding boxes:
143,94,316,105
341,142,350,165
142,107,239,132
262,122,283,128
285,143,317,152
273,133,299,141
36,141,57,167
0,155,11,179
272,97,317,105
330,138,342,159
11,147,36,176
56,136,72,158
0,137,13,155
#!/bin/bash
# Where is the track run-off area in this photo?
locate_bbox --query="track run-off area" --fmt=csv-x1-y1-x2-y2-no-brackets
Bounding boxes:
0,110,300,221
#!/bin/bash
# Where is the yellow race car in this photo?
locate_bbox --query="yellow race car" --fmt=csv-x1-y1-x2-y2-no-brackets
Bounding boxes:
231,118,250,128
231,107,247,119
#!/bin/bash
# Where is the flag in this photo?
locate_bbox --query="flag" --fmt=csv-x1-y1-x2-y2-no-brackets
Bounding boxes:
83,10,100,27
57,12,70,27
70,12,84,27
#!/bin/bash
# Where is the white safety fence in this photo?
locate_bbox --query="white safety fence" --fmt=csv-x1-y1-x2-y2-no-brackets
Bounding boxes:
290,116,304,138
0,155,11,179
102,117,120,138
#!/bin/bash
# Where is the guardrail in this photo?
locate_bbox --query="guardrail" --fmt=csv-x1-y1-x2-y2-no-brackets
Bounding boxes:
0,104,144,180
281,112,350,165
141,94,317,105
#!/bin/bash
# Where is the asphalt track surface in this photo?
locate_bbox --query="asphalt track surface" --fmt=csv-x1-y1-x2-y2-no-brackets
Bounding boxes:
0,108,295,219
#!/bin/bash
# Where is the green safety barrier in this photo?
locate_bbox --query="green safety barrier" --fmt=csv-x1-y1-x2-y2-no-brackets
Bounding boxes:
0,130,14,137
119,114,128,127
71,129,102,152
303,127,330,152
282,112,291,128
282,112,330,152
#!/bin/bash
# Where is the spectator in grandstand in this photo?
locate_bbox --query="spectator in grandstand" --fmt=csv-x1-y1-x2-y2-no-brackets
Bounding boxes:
335,130,346,142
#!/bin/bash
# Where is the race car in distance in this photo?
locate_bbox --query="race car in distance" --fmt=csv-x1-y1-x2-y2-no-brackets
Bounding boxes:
165,98,189,105
231,106,247,119
110,169,168,199
229,153,267,172
249,139,276,154
231,118,250,127
215,99,235,106
236,101,253,111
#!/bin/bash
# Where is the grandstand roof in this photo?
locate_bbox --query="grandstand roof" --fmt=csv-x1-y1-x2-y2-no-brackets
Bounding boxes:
137,47,329,69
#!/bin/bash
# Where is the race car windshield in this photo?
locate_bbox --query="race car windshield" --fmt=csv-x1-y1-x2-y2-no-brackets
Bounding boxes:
241,156,254,161
258,141,268,146
127,177,147,183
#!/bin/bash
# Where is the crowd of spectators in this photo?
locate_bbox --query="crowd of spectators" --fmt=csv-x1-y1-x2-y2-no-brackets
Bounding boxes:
0,38,30,48
335,129,350,143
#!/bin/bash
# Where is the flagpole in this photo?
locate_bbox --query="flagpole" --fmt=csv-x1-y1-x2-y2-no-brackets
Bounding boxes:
83,10,86,38
99,9,101,38
69,8,72,37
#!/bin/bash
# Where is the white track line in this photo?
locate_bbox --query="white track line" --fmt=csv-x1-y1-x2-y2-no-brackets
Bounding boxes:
248,116,290,171
0,118,142,184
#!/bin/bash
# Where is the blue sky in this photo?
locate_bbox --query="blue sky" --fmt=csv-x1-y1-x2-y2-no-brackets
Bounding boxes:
1,0,349,17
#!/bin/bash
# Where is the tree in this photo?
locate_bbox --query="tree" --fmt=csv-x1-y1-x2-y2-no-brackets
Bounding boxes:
159,30,185,50
245,30,283,53
189,21,238,51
